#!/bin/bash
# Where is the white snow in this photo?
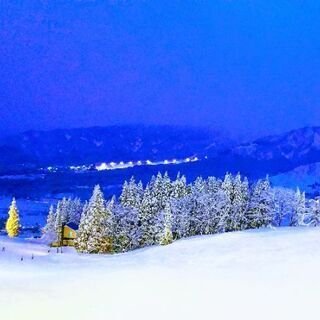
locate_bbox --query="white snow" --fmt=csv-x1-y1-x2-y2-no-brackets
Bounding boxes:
271,162,320,194
1,227,320,320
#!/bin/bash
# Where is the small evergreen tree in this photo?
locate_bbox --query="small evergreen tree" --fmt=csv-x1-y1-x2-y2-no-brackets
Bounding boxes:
44,205,56,235
84,185,114,253
6,198,20,238
74,202,90,252
221,173,233,231
54,207,63,245
247,177,273,229
139,184,159,246
159,202,173,245
291,188,308,226
310,198,320,226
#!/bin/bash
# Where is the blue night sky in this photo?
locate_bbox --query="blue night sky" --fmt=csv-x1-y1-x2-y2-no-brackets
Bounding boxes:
0,0,320,139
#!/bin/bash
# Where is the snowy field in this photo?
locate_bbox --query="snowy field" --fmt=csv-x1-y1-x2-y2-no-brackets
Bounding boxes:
1,227,320,320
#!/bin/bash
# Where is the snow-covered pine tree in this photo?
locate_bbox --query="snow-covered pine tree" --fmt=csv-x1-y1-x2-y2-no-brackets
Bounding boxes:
74,202,90,252
310,198,320,226
53,198,71,243
221,173,234,231
44,205,56,235
159,201,173,245
188,190,207,236
171,196,192,239
55,198,69,227
247,177,273,229
139,184,159,246
54,207,63,245
136,180,144,205
213,189,231,233
171,173,189,199
119,180,129,206
272,187,295,227
6,198,20,238
240,177,250,229
207,176,221,194
120,177,143,209
68,198,83,225
152,172,164,208
85,185,114,253
291,188,308,226
162,172,173,201
113,204,140,252
95,197,115,253
192,176,206,194
230,173,248,231
127,176,140,208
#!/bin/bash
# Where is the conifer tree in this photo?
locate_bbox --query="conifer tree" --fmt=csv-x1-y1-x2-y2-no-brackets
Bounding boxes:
44,205,56,235
291,188,308,226
119,180,129,207
120,177,143,209
207,176,221,193
113,204,140,252
231,174,249,231
136,180,144,205
54,207,63,245
171,196,191,239
81,185,114,253
221,173,234,231
68,198,83,225
6,198,20,238
159,202,173,245
272,187,295,227
192,176,206,194
91,197,115,253
310,198,320,226
172,173,189,199
139,184,159,246
127,176,140,208
247,177,273,229
74,202,90,252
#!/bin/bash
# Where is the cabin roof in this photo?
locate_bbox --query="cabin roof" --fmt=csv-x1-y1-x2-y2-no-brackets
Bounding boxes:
65,222,79,231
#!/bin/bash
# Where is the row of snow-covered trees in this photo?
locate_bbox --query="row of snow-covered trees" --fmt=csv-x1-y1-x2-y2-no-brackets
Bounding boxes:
44,172,320,254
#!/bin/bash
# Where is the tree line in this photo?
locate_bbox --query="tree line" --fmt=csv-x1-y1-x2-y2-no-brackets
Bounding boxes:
43,172,320,254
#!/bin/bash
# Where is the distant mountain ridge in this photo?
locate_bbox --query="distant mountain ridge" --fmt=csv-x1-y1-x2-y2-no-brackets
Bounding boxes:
231,126,320,161
220,126,320,176
2,125,320,198
2,125,320,184
0,125,229,171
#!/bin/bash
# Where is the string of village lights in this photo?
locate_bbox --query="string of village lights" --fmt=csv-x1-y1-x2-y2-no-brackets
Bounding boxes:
45,156,206,172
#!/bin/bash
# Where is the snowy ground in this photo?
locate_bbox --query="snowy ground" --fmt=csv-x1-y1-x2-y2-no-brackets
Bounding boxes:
1,227,320,320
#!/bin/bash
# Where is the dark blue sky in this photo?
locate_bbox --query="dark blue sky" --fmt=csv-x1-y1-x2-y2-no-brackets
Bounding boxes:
0,0,320,139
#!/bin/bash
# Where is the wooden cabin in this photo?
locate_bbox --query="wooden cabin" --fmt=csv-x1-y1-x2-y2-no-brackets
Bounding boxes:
51,222,78,247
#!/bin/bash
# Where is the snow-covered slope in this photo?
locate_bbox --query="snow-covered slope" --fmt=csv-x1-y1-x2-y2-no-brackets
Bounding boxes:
202,126,320,179
231,126,320,161
1,227,320,320
270,162,320,195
